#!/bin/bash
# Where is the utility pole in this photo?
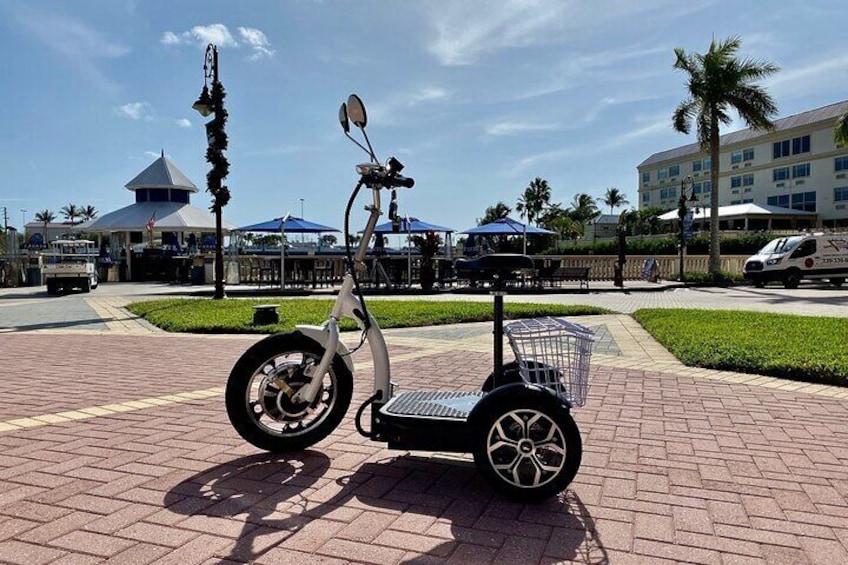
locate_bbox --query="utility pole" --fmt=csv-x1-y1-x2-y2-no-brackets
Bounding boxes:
2,207,8,231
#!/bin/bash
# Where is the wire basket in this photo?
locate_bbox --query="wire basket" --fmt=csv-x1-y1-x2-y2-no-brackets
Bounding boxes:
504,317,595,407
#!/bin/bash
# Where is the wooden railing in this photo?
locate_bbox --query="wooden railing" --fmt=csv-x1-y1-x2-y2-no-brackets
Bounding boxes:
224,253,749,285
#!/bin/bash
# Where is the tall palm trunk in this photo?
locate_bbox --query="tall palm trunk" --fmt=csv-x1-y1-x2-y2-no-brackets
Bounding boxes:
709,112,721,273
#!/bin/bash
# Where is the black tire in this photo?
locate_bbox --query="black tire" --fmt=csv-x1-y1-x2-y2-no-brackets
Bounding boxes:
783,270,801,289
81,279,91,293
754,280,765,289
481,361,524,392
831,278,845,287
46,280,57,295
471,384,582,502
225,332,353,452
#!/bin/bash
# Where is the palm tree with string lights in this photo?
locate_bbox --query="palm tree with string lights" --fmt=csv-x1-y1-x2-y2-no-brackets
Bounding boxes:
673,36,779,274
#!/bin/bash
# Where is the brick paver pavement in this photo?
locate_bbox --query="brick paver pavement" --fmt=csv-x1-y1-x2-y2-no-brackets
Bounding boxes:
1,314,847,564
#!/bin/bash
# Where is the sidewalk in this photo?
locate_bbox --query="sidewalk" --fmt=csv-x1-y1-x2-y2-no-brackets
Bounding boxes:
0,306,846,563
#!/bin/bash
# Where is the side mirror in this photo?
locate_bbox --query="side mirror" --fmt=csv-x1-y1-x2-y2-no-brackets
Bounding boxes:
347,94,367,128
338,103,350,133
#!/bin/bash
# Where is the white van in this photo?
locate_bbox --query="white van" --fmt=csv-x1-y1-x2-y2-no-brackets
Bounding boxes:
743,233,848,289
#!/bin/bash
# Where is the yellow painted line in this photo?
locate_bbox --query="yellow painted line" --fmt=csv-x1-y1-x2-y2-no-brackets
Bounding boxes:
0,386,226,434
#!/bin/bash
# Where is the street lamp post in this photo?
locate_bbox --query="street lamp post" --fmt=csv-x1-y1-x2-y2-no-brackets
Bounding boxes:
677,175,695,281
192,43,230,300
300,198,305,242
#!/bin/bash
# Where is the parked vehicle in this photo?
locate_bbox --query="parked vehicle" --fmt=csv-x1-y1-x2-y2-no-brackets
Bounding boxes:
743,233,848,289
42,239,99,295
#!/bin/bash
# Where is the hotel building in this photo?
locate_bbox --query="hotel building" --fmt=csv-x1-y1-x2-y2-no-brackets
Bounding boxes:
638,100,848,229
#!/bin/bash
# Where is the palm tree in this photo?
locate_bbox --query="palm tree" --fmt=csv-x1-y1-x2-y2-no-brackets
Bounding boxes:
835,111,848,146
81,205,98,222
673,36,779,273
601,187,629,215
515,177,552,225
34,209,55,244
568,193,600,225
480,201,511,225
60,204,81,226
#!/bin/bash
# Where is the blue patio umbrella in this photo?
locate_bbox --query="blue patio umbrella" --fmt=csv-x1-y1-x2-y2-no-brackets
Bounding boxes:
461,217,554,254
367,216,455,287
236,216,339,290
372,217,454,234
236,216,339,233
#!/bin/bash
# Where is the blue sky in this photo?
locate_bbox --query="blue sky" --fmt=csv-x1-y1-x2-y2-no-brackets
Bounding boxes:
1,0,847,235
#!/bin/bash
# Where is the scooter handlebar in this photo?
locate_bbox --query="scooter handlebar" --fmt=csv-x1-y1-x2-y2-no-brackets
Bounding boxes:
391,174,414,189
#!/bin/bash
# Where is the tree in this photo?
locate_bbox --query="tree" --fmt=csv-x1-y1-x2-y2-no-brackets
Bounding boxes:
835,111,848,146
568,193,600,225
480,202,511,225
320,234,338,247
59,204,81,226
601,187,629,215
515,177,552,225
673,36,778,273
81,205,98,222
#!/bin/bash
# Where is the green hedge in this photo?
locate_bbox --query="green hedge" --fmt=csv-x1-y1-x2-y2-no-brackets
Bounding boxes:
545,232,776,256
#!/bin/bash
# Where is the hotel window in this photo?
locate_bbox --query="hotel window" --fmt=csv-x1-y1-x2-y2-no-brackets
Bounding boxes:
642,191,651,203
642,171,650,183
703,181,712,193
731,176,742,189
773,140,790,159
730,199,742,205
660,188,669,200
774,135,810,159
773,167,790,182
791,191,816,212
743,148,754,161
658,168,668,180
703,158,711,170
668,164,680,177
743,174,754,186
834,186,848,202
792,163,810,178
731,151,742,165
792,135,811,155
693,183,702,194
668,187,677,199
692,160,702,172
768,195,790,208
742,198,753,203
835,156,848,172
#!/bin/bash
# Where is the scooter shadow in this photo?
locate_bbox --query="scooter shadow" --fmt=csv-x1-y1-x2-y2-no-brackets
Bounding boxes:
164,450,609,564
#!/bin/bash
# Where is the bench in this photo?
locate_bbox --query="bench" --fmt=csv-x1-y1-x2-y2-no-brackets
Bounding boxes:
539,266,590,290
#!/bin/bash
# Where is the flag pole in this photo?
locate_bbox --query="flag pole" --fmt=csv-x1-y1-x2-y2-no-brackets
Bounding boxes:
280,213,290,290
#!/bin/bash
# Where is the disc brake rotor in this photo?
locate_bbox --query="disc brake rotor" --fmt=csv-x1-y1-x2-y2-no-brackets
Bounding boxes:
258,360,313,421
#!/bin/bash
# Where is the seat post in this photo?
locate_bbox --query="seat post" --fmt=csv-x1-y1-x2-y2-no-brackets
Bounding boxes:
491,275,505,387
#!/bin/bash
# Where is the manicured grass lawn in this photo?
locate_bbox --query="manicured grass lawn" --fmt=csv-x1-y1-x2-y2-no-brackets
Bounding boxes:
633,308,848,387
126,298,610,334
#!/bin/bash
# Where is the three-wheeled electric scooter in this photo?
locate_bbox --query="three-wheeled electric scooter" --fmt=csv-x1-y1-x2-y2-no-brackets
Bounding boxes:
225,94,594,501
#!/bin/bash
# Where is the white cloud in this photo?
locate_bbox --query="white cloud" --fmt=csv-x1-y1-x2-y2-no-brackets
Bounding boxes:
4,5,129,92
175,118,192,128
238,27,275,60
160,24,275,60
485,120,559,136
116,102,155,121
366,86,451,125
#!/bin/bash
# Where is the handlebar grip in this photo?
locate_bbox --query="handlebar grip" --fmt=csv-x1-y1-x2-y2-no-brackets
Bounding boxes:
392,174,414,188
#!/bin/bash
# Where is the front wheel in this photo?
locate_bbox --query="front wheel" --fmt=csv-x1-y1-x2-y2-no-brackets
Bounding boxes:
225,332,353,452
472,386,582,501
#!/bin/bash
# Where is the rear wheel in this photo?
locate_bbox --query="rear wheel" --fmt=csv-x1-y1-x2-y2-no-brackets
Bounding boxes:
81,279,91,293
754,280,765,288
830,278,844,287
783,270,801,289
46,280,58,295
472,386,581,501
225,332,353,452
